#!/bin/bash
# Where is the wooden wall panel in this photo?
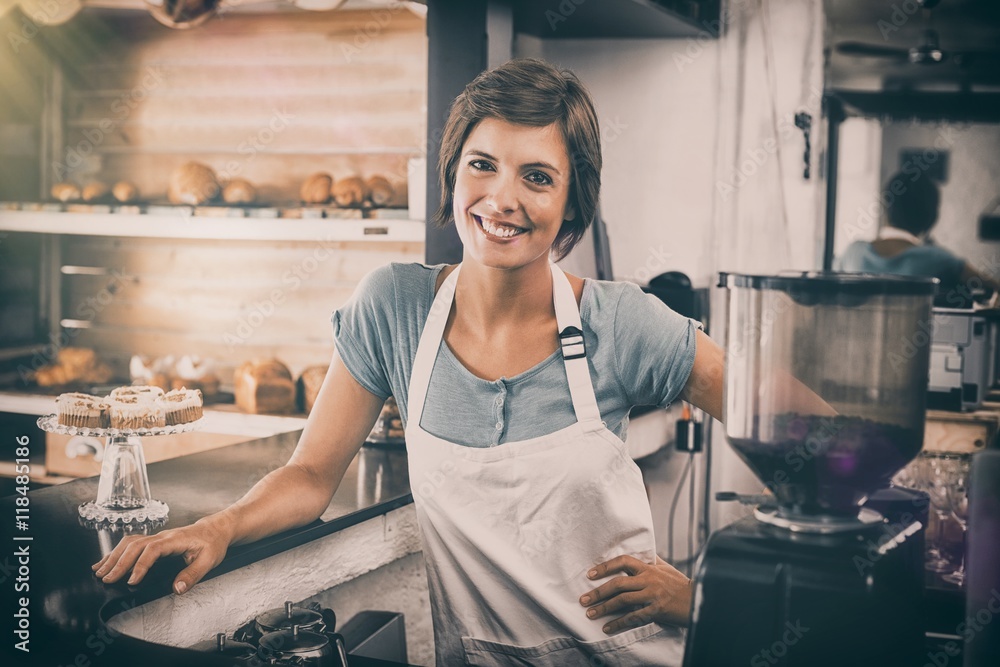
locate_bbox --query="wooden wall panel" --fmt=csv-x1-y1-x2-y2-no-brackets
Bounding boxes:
62,236,424,386
60,9,427,204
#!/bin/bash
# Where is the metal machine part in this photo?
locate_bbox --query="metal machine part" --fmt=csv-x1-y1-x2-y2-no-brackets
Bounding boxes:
928,308,996,412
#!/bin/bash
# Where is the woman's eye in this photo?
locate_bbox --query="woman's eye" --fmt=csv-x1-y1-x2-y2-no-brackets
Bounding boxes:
469,159,494,172
526,171,552,186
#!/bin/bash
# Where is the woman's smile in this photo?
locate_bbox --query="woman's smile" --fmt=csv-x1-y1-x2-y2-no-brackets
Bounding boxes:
474,214,529,241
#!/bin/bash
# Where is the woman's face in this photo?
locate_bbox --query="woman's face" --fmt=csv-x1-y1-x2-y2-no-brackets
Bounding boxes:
452,117,576,272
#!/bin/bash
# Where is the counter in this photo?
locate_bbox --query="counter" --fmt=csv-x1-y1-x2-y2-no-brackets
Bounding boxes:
0,427,420,667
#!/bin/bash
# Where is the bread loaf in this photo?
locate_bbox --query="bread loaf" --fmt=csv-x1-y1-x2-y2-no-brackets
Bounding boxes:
168,162,220,205
82,181,109,202
365,175,394,206
33,347,113,387
300,173,333,204
51,182,81,202
234,359,295,414
298,365,328,415
332,176,368,207
112,181,139,203
222,178,257,204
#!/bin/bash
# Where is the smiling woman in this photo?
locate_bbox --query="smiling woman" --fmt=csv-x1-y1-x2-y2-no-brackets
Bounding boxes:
92,58,725,667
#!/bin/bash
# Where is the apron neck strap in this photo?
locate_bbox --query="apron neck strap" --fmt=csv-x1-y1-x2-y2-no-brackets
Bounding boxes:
550,263,602,426
407,262,603,433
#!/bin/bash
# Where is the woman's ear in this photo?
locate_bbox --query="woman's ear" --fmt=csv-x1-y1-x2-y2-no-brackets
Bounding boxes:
564,200,577,222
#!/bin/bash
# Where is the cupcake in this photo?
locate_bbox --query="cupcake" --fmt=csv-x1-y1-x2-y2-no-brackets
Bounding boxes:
109,395,166,430
163,388,203,425
56,393,109,428
109,385,165,402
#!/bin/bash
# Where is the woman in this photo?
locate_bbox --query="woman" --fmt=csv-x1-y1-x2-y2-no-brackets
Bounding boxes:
94,58,725,665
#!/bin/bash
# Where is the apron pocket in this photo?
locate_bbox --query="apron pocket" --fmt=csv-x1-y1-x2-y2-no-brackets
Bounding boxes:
461,623,685,667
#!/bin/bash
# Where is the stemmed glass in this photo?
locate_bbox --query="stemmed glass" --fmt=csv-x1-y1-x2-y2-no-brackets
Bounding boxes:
908,454,954,573
942,456,971,587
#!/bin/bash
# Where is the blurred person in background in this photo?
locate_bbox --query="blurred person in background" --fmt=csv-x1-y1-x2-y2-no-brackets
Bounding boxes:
836,170,1000,307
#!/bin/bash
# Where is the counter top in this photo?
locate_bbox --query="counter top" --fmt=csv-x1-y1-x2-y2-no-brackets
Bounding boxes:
0,427,415,666
0,390,310,438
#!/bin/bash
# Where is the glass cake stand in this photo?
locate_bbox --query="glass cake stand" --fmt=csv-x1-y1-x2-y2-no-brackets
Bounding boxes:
37,414,203,524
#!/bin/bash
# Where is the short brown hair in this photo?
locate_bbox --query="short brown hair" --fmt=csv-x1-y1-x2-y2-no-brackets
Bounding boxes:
432,58,602,262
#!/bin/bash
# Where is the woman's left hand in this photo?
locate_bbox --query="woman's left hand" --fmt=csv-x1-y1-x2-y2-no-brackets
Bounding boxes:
579,555,692,635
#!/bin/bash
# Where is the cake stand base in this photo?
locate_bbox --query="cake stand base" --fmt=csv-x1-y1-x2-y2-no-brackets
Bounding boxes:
78,499,169,525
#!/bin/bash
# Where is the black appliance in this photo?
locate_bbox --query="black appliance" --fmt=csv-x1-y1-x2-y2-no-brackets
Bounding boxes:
685,273,937,667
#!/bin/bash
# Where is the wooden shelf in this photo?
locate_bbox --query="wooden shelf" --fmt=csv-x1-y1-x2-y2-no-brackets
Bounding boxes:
0,210,425,243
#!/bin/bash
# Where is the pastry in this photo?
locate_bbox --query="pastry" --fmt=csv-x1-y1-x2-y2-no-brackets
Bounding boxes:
109,385,165,402
173,355,220,398
234,359,295,414
56,392,109,428
300,173,333,204
82,181,109,202
222,178,257,204
112,181,139,203
365,175,394,206
33,347,113,387
108,395,166,430
163,388,203,425
332,176,368,207
168,162,220,205
50,182,81,202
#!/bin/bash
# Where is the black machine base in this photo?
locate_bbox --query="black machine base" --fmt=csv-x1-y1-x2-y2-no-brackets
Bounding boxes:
684,511,925,667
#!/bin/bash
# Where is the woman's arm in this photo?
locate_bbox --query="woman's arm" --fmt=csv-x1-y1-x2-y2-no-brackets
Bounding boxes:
679,329,724,422
93,352,386,594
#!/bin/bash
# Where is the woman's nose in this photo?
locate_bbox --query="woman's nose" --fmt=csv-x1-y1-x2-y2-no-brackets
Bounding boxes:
485,176,518,214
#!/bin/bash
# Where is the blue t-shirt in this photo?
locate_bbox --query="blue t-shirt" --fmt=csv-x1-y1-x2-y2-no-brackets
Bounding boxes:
835,241,965,290
331,263,698,447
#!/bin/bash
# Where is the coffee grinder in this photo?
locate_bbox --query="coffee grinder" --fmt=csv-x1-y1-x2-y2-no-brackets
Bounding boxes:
684,273,936,667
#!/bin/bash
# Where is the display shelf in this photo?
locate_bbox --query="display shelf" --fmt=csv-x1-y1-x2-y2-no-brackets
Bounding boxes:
0,210,425,243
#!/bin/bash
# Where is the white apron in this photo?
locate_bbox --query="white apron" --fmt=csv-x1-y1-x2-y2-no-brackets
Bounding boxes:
405,262,686,666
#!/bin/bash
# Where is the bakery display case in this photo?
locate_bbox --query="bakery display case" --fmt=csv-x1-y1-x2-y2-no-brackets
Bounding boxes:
0,4,427,453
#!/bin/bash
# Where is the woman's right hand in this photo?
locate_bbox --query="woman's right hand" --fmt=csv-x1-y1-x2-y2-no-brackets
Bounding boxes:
91,513,235,594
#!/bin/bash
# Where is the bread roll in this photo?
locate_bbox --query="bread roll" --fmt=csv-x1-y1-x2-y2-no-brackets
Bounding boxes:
332,176,368,207
112,181,139,203
82,181,109,202
300,173,333,204
234,359,295,414
365,175,394,206
222,178,257,204
298,365,329,415
168,162,220,205
51,182,81,202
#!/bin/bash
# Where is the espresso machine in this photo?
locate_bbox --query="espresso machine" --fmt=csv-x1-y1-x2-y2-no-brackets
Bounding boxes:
684,273,936,667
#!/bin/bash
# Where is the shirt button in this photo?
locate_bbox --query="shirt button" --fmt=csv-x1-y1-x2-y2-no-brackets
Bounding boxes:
496,422,503,429
496,397,503,406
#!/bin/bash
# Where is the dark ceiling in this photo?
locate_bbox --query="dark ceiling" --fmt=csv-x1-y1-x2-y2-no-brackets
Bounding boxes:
824,0,1000,92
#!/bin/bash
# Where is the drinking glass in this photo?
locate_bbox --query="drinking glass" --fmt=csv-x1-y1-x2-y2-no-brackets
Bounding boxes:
912,453,955,573
942,456,971,587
